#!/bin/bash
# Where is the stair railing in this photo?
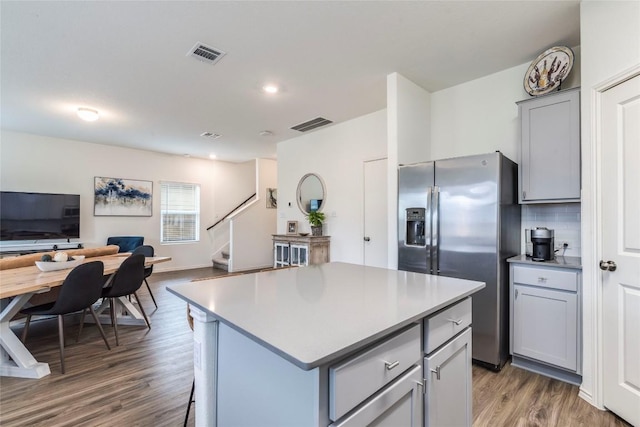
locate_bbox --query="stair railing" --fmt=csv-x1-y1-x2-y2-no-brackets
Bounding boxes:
207,193,257,231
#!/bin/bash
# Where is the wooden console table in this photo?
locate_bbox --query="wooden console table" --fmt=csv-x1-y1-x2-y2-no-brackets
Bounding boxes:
272,235,330,268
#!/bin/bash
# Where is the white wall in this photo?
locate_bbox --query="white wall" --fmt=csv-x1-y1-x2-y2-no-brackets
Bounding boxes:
430,47,581,163
579,0,640,408
0,130,255,271
277,110,387,264
230,158,277,271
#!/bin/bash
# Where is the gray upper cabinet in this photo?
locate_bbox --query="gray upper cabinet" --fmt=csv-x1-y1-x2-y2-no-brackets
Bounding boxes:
517,87,581,203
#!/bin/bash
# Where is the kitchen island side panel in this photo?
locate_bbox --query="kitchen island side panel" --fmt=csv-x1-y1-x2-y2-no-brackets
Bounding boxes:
217,322,328,426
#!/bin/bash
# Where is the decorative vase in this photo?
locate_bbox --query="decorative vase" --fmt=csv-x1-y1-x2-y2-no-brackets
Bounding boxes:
311,225,322,236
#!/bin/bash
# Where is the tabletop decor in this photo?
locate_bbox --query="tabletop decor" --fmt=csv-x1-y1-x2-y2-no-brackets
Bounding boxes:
94,176,152,216
524,46,574,96
307,211,325,236
35,255,85,272
287,220,298,235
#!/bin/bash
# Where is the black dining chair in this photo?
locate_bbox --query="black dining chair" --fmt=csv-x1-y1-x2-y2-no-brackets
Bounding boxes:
20,261,111,374
131,245,157,309
101,253,150,346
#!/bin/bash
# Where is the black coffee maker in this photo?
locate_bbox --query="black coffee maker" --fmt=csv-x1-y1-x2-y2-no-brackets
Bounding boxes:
530,227,555,261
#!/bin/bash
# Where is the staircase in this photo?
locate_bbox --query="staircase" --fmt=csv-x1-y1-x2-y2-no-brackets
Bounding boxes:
212,250,230,272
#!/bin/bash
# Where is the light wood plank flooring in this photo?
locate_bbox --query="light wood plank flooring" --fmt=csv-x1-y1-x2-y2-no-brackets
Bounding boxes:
0,267,631,427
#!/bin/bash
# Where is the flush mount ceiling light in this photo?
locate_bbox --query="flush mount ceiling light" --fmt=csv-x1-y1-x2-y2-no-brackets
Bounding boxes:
262,84,279,94
77,107,99,122
259,130,274,137
209,153,217,159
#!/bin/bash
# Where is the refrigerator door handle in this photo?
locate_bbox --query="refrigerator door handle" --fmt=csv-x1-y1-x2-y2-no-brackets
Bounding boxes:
432,186,440,274
426,186,433,273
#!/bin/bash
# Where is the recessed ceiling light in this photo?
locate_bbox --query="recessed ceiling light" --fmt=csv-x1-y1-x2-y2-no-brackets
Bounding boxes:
209,154,217,159
77,107,99,122
259,130,274,137
262,84,279,94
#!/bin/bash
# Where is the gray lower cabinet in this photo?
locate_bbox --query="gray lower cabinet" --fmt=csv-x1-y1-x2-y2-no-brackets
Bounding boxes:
423,297,473,427
517,87,581,203
509,263,582,384
329,365,423,427
424,327,472,427
512,284,577,370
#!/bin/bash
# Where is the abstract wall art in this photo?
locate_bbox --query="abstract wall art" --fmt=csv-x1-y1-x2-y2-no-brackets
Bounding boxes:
94,177,153,216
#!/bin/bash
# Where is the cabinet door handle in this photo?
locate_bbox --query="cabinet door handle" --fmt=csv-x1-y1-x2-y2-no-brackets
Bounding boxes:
515,289,518,299
415,378,427,394
447,318,463,325
430,366,441,380
384,360,399,370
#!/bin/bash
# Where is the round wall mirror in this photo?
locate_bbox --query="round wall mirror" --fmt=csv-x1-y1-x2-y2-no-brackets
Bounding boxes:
296,173,326,214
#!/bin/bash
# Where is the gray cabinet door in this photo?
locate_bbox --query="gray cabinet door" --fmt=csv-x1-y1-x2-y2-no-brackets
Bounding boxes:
512,284,577,370
518,88,580,203
329,364,423,427
424,328,472,427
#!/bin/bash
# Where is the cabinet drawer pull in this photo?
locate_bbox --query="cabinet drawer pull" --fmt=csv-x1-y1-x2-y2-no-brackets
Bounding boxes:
538,277,548,282
447,318,463,326
384,360,400,370
430,366,441,380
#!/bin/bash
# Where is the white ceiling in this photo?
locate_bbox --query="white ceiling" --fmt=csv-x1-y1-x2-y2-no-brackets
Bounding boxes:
1,1,580,163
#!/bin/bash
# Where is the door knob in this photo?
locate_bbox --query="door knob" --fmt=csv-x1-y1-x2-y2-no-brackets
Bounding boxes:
364,237,371,242
599,260,617,272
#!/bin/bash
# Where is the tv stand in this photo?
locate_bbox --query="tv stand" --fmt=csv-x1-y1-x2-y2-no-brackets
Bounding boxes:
0,242,84,257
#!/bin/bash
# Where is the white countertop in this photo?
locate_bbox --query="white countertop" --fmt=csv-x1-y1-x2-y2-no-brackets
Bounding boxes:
507,254,582,269
168,262,484,370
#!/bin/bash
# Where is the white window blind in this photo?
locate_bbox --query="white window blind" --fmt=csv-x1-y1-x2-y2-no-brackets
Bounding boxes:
160,182,200,243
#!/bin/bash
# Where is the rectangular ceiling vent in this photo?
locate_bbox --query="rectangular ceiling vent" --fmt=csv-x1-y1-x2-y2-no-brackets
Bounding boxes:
188,42,226,65
291,117,333,132
200,132,222,139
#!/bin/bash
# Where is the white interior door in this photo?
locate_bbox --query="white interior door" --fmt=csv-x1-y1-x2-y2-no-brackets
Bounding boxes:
601,73,640,426
363,158,388,268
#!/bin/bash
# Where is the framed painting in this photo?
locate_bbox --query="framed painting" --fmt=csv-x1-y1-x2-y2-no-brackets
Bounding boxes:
94,177,153,216
287,220,298,235
266,188,277,209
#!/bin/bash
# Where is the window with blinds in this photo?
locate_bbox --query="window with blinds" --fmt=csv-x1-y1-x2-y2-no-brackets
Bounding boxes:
160,182,200,243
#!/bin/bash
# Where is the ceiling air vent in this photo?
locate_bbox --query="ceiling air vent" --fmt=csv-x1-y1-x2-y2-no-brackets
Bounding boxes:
188,42,226,65
201,132,222,139
291,117,333,132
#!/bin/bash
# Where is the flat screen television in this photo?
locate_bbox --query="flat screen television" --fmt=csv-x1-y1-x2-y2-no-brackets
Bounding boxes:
0,191,80,241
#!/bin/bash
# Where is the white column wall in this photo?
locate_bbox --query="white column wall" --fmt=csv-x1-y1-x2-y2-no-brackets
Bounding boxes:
276,110,387,265
387,72,431,269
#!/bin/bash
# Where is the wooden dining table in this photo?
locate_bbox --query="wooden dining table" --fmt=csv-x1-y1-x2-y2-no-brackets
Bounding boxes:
0,254,171,379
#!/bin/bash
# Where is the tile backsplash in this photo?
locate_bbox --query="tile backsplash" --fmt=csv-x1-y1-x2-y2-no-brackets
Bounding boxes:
521,203,581,258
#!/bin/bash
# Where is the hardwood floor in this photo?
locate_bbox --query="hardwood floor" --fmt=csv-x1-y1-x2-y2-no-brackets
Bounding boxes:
0,268,631,427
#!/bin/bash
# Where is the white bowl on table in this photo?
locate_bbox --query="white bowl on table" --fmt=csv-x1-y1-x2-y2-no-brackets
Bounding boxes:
35,255,85,272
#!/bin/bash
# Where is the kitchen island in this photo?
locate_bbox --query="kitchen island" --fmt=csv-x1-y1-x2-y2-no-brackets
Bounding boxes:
168,262,484,426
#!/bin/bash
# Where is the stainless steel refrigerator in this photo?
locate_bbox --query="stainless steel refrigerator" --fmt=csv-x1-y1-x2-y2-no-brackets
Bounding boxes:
398,152,520,370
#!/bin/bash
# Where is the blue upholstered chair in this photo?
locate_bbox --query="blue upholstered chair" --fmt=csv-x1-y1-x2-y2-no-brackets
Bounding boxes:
106,236,144,253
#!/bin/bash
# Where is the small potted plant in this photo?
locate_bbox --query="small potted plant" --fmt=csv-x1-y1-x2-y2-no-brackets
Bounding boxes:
307,211,326,236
